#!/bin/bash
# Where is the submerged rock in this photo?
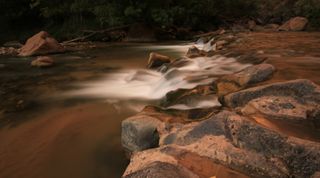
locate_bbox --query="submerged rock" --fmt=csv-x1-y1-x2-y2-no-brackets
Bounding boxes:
31,56,54,68
217,64,275,96
147,52,171,69
279,17,309,31
19,31,65,57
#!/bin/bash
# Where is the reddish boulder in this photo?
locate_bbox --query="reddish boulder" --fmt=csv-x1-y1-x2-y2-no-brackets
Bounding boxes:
147,52,171,69
19,31,65,57
279,17,309,31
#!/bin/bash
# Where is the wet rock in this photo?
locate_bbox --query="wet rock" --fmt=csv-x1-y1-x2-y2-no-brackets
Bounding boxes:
241,96,319,121
223,79,320,108
215,40,228,50
19,31,65,57
3,41,23,48
121,113,161,154
163,111,320,177
186,46,204,58
217,64,275,96
125,111,320,178
161,85,220,110
279,17,309,31
124,161,197,178
121,105,218,155
147,52,171,69
31,56,54,68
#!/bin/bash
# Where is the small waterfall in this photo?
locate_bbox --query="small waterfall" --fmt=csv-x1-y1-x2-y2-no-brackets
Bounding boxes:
65,55,251,109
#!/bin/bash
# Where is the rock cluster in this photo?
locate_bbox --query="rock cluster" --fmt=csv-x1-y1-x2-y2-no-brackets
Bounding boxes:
122,49,320,177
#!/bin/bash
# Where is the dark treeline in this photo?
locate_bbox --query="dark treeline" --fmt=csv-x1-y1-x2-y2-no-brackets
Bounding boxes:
1,0,320,42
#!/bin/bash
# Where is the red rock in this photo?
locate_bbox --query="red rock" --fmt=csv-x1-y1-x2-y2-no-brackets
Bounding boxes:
19,31,65,57
31,56,54,68
147,52,171,69
279,17,308,31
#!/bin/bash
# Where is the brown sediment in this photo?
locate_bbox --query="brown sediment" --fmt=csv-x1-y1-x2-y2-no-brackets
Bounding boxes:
0,103,130,178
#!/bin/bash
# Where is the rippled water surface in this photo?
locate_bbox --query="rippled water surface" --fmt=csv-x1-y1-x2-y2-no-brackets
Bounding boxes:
1,40,319,178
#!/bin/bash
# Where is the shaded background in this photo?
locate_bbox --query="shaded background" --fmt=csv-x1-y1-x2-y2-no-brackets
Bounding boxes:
1,0,320,43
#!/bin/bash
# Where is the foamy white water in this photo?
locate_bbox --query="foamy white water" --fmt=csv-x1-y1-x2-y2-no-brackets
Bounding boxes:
65,55,251,100
62,41,252,110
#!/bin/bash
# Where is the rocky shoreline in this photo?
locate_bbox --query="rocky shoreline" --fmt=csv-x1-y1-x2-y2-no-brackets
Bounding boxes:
1,16,319,178
120,29,320,177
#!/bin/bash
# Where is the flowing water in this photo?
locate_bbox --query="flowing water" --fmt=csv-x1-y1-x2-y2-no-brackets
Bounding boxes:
1,40,319,178
0,41,254,178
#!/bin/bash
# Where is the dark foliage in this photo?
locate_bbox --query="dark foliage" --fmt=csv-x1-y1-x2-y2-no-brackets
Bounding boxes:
0,0,319,42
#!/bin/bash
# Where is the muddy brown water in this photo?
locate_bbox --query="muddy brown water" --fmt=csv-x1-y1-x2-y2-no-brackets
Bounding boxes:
0,43,187,178
0,34,320,178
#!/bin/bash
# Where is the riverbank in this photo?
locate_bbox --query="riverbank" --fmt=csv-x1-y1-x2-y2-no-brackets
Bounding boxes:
121,31,320,178
0,31,320,178
0,43,187,178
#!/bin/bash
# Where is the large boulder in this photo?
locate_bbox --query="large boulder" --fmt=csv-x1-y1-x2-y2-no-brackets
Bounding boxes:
279,17,309,31
147,52,171,69
124,111,320,178
223,79,320,123
121,114,161,154
223,79,320,108
19,31,65,57
217,64,275,96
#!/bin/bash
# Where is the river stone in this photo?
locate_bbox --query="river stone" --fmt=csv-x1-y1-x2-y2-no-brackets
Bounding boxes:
279,17,309,31
124,161,197,178
223,79,320,108
217,64,275,96
121,114,161,154
147,52,171,69
186,46,204,58
31,56,54,68
241,96,318,121
124,145,249,178
125,111,320,177
160,111,320,178
19,31,65,57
